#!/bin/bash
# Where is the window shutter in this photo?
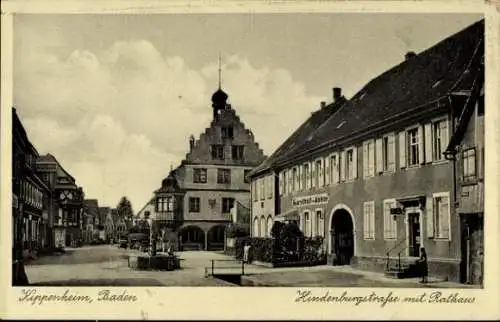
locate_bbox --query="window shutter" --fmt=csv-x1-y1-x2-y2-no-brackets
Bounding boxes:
418,125,425,164
424,123,433,163
324,156,330,185
376,138,383,174
478,146,484,179
363,142,368,178
352,147,358,179
311,162,317,188
363,204,369,239
440,119,450,158
279,173,283,195
383,201,389,239
370,203,375,239
426,196,435,239
288,170,293,192
391,201,397,239
387,134,396,172
308,162,313,188
399,132,406,168
320,159,325,187
369,142,375,176
340,151,346,181
333,153,339,183
441,195,450,239
298,166,302,190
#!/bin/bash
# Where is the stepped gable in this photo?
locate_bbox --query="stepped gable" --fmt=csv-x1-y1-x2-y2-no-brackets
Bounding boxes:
83,199,99,218
276,19,484,166
183,88,266,167
250,95,347,177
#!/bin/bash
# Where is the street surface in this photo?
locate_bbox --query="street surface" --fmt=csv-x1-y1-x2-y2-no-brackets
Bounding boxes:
25,245,476,288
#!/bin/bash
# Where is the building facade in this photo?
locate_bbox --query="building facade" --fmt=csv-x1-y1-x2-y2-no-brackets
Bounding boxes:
145,85,266,251
249,20,484,283
445,67,484,285
82,199,100,243
12,107,51,285
37,154,85,248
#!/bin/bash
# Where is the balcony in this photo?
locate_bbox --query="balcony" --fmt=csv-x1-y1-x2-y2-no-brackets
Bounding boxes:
154,212,175,222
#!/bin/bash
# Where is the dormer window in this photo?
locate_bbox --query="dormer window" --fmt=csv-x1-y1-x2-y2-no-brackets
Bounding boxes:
221,126,234,139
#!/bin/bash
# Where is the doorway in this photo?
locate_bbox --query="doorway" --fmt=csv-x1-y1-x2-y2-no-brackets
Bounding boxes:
330,209,354,265
408,212,421,257
460,214,484,285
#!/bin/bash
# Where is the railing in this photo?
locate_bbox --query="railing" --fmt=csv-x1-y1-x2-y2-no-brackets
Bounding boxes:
385,238,407,271
205,259,245,277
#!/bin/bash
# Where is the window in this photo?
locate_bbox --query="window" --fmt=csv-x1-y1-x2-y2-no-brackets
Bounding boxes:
330,154,339,183
363,201,375,240
267,176,273,199
211,145,225,160
189,197,200,212
478,94,484,116
381,134,396,172
315,160,323,187
166,197,174,211
281,171,287,195
292,168,298,192
316,210,324,237
217,168,231,184
383,199,397,240
253,217,260,237
303,163,310,189
232,145,244,160
432,120,448,161
406,128,420,166
267,216,273,237
463,148,476,179
244,170,251,183
221,126,234,139
304,211,311,237
346,149,355,181
431,193,450,239
260,178,265,200
222,198,235,213
252,181,258,201
260,216,267,237
193,168,207,183
363,140,375,178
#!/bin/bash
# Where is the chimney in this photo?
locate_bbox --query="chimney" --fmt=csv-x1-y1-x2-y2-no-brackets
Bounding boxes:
189,135,195,151
320,101,326,109
405,51,416,60
333,87,342,102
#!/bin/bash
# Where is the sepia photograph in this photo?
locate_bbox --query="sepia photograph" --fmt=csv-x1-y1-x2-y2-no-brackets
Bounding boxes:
8,8,487,292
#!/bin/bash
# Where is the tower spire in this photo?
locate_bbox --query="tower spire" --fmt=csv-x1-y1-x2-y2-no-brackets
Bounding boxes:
218,53,222,89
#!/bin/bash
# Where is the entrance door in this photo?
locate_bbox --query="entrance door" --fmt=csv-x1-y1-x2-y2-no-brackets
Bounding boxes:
330,209,354,266
408,213,420,257
460,214,484,284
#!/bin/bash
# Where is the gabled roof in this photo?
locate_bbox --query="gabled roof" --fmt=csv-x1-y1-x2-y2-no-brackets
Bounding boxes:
83,199,100,217
37,153,76,183
276,19,484,167
250,97,347,177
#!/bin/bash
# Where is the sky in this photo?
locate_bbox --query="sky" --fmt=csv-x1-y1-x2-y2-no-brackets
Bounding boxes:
13,12,483,212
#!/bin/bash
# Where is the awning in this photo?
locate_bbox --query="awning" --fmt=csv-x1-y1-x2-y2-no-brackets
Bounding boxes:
274,208,299,222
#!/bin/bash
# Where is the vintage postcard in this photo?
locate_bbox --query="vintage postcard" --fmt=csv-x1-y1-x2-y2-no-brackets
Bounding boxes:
1,0,499,320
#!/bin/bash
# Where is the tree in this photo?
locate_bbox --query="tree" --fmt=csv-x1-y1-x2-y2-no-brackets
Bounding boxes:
116,196,134,230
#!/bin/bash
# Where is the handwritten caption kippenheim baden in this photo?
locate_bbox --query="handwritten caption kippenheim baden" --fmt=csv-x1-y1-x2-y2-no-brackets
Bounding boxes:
295,290,476,307
18,288,137,306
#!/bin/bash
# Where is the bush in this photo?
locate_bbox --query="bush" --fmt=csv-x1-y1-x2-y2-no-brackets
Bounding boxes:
250,238,273,263
225,223,250,238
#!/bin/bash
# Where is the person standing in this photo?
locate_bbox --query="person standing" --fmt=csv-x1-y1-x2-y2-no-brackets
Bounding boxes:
419,247,428,283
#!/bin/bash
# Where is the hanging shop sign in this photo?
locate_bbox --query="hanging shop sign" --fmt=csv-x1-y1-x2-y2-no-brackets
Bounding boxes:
292,193,329,207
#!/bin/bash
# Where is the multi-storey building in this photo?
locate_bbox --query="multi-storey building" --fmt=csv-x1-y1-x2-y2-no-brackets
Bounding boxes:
12,107,51,285
37,154,85,248
250,88,347,238
82,199,100,243
445,59,484,285
249,20,484,283
145,84,266,251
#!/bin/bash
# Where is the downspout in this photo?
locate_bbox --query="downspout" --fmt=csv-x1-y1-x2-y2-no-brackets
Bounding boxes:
445,95,458,210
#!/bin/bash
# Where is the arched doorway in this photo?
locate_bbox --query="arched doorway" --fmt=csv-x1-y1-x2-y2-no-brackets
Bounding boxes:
207,225,226,251
178,225,205,251
330,207,355,265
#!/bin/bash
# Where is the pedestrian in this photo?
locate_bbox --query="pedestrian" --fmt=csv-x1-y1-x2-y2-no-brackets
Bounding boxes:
419,247,428,283
243,242,251,263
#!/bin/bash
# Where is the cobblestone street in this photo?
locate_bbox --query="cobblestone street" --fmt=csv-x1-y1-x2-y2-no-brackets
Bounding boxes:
24,245,477,288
